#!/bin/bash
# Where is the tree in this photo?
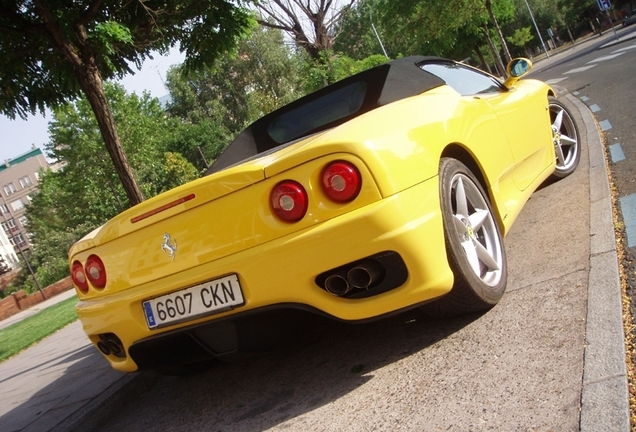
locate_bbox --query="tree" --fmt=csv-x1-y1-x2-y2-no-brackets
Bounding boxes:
0,1,254,206
255,0,357,59
507,27,534,57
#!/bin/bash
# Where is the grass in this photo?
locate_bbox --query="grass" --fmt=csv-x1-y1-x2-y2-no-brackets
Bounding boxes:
0,295,78,363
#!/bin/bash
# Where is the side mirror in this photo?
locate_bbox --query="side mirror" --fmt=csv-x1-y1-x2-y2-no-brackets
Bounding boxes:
504,58,533,89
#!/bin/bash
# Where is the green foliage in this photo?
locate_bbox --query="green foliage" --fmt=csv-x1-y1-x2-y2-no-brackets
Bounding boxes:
374,0,487,56
507,27,534,48
302,52,389,93
156,152,200,193
0,0,255,119
163,119,234,172
92,21,134,54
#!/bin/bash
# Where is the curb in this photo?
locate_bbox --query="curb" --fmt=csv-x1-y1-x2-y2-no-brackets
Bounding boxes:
564,93,631,431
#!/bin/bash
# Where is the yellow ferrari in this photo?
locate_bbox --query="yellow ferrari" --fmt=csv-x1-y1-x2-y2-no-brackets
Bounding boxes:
69,56,581,372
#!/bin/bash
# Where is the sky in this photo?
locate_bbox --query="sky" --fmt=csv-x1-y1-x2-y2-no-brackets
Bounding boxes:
0,48,185,163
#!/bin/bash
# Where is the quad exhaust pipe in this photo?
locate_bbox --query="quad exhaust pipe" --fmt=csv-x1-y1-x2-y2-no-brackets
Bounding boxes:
97,333,126,358
324,260,382,296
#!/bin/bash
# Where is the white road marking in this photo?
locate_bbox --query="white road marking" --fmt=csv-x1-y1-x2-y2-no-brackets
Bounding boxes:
587,53,625,63
564,65,597,74
599,119,612,131
612,44,636,53
545,78,568,84
609,143,625,163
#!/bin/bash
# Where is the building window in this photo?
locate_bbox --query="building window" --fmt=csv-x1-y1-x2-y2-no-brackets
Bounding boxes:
18,216,28,228
0,204,8,214
10,199,24,211
10,233,25,247
2,219,17,234
3,183,16,196
19,176,32,188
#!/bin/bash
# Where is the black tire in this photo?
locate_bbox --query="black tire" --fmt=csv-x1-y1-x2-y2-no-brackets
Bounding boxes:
548,96,581,180
423,158,507,318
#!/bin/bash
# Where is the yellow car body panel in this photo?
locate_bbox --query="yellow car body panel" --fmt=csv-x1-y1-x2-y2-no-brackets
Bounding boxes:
69,57,560,371
77,177,452,372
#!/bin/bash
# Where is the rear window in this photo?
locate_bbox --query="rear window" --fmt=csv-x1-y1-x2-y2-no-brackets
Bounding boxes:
267,82,367,144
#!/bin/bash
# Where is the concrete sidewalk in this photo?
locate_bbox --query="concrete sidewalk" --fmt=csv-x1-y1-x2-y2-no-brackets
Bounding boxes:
0,32,630,432
0,288,144,432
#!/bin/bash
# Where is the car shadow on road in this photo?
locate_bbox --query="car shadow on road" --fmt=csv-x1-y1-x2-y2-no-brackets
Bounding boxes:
94,308,482,431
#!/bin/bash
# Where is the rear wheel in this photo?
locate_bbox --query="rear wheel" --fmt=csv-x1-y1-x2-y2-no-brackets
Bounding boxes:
423,158,507,317
549,96,581,180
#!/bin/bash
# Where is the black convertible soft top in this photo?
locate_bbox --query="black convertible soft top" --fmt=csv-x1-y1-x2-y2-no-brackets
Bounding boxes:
207,56,445,174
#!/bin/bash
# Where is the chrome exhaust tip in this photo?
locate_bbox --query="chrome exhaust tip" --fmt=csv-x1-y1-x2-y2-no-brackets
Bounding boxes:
324,274,351,296
347,261,382,289
97,333,126,358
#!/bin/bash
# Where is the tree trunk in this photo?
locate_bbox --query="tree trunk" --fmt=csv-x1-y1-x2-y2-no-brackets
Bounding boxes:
485,0,512,63
34,0,144,207
483,26,505,77
76,67,145,206
473,43,492,74
566,25,575,44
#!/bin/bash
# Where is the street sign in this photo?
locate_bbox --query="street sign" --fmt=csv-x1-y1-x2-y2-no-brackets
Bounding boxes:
597,0,611,11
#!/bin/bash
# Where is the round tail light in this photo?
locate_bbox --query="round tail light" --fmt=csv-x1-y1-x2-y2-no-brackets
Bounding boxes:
85,255,107,288
322,161,361,202
270,181,308,222
71,260,88,293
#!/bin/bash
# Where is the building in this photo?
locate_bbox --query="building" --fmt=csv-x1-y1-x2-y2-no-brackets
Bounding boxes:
0,145,50,258
0,222,18,270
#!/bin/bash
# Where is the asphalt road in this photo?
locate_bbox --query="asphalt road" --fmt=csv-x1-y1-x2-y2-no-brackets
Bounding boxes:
84,94,603,431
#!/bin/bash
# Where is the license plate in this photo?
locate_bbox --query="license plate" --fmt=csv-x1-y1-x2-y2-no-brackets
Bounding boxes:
143,274,244,329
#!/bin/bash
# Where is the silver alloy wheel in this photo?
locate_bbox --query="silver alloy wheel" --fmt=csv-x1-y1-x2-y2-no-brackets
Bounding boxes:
450,173,504,287
549,102,579,172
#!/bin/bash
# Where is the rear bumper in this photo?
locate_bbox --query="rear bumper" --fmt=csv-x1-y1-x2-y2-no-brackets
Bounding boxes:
77,176,454,371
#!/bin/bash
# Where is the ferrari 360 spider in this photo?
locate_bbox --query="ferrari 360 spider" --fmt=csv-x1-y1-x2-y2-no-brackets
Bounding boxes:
69,56,581,372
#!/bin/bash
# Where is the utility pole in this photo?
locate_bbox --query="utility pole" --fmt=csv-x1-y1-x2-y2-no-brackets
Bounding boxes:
523,0,550,58
370,9,389,59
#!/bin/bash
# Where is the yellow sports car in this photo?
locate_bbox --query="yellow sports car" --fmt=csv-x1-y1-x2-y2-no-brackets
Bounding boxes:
69,56,580,372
